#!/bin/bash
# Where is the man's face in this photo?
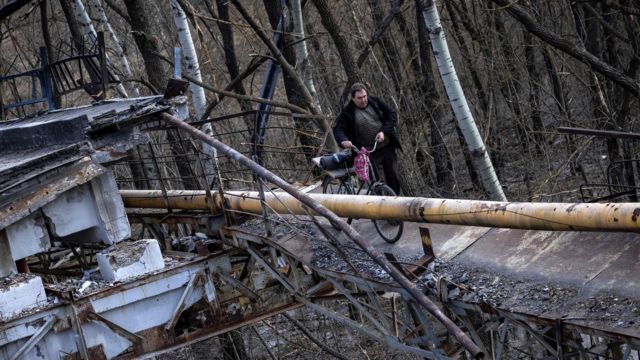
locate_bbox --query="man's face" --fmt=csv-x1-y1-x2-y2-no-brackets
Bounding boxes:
352,89,368,109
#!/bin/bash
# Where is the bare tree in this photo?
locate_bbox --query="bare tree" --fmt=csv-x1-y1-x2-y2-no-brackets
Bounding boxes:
421,0,506,201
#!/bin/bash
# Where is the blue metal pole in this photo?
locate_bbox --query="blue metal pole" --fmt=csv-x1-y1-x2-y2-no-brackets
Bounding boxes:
252,0,287,165
39,47,56,110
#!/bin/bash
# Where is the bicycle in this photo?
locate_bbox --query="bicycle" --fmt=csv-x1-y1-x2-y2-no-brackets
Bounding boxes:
316,142,404,243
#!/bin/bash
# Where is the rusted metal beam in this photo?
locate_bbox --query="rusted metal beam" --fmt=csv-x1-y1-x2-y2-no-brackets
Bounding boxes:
87,311,145,345
156,112,484,358
165,272,201,331
215,267,260,302
558,126,640,140
327,278,389,336
121,189,640,232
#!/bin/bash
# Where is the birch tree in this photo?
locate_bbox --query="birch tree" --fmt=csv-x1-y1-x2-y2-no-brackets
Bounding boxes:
421,0,506,201
170,0,219,187
291,0,321,111
89,0,139,96
70,0,128,98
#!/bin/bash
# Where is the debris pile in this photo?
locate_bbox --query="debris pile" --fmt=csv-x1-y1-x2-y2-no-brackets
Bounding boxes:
427,259,640,331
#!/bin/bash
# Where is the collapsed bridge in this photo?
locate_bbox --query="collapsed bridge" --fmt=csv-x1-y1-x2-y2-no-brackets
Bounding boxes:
0,97,639,359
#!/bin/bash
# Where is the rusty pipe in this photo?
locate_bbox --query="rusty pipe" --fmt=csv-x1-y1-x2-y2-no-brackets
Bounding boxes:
120,190,640,232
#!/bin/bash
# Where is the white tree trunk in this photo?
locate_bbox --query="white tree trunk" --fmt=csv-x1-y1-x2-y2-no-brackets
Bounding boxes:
70,0,128,98
170,0,219,187
422,1,507,201
89,0,139,96
291,0,321,112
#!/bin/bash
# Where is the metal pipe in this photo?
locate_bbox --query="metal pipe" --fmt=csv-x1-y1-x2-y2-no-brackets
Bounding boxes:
156,112,484,358
121,190,640,232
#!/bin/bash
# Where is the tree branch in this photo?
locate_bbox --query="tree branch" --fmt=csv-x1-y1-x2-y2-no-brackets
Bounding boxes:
184,73,309,114
583,3,629,43
230,0,319,115
601,0,640,16
356,0,404,68
492,0,640,97
199,57,267,121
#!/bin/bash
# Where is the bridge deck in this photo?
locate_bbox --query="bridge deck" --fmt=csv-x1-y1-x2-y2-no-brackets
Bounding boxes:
227,213,640,344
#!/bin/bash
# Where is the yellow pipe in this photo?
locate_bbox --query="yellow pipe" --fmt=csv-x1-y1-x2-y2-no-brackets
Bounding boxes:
121,190,214,210
120,190,640,232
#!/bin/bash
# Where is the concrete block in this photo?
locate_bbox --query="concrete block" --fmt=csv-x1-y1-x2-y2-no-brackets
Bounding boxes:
97,240,165,282
5,211,50,260
89,172,130,244
0,232,17,278
0,274,47,321
41,172,129,245
42,183,101,237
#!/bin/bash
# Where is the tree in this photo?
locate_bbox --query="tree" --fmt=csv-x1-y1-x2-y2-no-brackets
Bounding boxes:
421,0,506,201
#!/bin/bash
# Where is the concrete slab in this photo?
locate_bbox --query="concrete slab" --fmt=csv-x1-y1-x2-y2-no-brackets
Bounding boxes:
265,214,640,298
97,239,165,282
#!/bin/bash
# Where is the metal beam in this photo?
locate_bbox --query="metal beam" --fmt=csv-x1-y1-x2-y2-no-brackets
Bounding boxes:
87,311,145,345
558,126,640,140
165,272,201,331
215,267,260,302
10,316,57,360
327,278,389,336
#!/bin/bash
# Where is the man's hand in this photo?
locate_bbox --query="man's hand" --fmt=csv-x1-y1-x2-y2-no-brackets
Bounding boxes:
375,132,385,143
341,140,353,149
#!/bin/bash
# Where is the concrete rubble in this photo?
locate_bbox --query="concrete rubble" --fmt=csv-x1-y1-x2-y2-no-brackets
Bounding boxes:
97,239,165,282
0,273,47,321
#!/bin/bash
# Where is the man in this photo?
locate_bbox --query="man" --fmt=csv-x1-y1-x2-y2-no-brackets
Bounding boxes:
333,83,401,194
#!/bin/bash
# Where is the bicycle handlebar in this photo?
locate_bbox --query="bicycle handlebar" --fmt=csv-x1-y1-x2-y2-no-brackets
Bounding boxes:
351,141,378,154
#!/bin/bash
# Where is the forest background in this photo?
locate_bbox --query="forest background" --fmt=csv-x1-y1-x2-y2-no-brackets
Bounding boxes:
1,0,639,203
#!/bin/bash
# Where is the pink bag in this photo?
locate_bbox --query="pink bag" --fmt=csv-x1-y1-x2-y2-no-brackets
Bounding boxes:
354,147,369,183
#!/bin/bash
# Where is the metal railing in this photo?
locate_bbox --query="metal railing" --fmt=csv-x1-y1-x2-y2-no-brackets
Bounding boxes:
580,159,640,202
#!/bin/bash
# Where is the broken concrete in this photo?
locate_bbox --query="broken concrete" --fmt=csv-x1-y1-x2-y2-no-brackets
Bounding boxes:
0,273,47,321
42,183,104,240
40,171,130,245
5,211,50,260
89,171,131,244
0,232,16,277
97,239,165,282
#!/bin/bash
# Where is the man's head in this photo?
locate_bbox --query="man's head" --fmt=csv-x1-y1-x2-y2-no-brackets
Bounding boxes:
350,82,368,109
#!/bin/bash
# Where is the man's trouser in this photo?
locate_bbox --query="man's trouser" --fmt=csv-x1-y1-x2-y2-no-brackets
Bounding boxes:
370,146,400,194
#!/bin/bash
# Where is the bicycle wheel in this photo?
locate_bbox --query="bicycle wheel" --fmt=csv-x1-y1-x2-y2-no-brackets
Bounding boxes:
371,183,404,243
321,175,354,227
322,175,353,195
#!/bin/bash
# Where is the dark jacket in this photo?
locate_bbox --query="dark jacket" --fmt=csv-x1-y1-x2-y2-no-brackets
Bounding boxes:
333,95,401,150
